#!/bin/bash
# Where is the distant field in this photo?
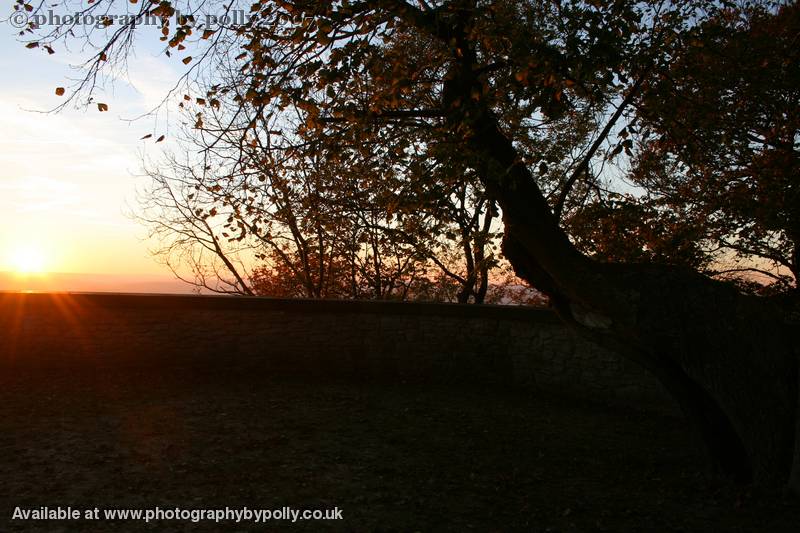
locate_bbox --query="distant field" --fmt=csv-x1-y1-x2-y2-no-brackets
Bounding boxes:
1,367,798,532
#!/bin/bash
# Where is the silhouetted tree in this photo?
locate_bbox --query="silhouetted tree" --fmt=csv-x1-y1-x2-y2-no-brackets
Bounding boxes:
18,0,800,487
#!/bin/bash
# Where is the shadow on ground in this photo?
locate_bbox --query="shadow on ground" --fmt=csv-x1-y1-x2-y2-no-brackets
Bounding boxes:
1,364,798,532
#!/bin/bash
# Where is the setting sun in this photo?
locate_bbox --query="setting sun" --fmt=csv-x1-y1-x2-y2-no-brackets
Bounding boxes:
7,245,48,274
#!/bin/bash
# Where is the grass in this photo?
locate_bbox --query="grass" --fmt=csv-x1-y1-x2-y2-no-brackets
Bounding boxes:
1,365,798,531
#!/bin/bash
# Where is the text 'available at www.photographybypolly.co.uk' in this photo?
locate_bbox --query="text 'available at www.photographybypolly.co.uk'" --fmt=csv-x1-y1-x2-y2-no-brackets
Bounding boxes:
11,505,344,524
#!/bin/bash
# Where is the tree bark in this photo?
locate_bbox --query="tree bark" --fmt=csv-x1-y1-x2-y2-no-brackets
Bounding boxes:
473,103,798,485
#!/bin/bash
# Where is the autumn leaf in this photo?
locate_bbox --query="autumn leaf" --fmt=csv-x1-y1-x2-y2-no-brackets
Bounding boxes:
97,103,109,112
140,134,153,140
182,56,192,65
55,87,65,96
156,135,165,143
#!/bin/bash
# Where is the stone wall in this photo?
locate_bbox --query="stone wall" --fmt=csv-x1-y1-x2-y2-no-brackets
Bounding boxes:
0,292,671,406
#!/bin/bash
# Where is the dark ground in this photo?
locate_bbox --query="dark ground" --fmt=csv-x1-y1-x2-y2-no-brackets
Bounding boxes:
1,365,798,532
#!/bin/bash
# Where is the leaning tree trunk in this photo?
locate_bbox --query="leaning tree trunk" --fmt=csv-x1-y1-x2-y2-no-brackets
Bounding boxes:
389,1,800,486
466,101,799,487
501,232,758,482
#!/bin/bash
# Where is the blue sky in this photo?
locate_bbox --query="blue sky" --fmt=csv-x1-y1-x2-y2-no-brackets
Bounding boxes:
0,16,188,277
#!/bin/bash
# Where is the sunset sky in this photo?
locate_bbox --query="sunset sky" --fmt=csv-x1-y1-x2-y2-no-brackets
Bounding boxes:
0,22,192,290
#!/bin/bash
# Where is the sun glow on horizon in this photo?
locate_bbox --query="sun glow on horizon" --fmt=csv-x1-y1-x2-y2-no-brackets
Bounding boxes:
6,245,49,274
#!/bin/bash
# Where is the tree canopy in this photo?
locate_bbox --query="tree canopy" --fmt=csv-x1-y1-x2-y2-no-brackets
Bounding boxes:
13,0,800,487
19,0,796,294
